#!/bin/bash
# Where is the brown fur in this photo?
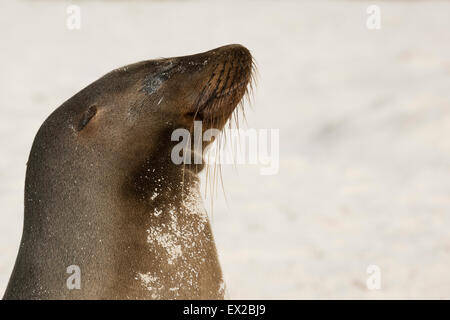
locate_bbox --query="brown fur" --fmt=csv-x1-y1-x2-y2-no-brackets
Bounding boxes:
4,44,254,300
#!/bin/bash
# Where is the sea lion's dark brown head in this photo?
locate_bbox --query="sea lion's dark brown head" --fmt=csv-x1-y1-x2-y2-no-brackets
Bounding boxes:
51,44,254,172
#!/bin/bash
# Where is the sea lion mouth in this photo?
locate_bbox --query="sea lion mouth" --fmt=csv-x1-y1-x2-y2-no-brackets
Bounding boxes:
186,79,248,121
187,44,255,130
180,45,255,176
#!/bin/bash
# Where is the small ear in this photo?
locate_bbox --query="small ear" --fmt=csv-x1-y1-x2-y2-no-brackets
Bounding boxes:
77,105,97,131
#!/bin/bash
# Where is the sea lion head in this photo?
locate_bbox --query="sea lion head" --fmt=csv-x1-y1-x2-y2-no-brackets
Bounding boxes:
29,44,254,199
54,44,254,175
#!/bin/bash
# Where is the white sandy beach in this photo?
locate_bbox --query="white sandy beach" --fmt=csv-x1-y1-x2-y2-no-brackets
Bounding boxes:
1,0,450,299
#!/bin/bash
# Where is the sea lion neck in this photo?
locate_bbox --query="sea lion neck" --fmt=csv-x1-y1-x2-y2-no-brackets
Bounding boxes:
120,148,201,201
17,133,219,299
112,156,223,299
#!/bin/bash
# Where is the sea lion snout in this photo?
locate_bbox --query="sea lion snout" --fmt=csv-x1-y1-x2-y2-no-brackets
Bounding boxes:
179,44,254,130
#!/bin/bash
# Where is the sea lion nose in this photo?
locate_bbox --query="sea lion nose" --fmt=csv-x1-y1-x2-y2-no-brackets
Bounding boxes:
213,44,251,60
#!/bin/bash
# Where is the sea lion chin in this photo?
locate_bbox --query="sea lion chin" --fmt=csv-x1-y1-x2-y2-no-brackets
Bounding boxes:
4,44,254,300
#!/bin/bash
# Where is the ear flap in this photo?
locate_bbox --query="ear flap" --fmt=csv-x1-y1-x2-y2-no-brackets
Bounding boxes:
77,105,97,131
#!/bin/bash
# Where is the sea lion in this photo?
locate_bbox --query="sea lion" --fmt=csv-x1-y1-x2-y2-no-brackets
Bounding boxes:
3,44,254,300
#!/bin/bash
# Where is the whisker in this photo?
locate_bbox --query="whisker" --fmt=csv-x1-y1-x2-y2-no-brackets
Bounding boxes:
192,52,257,213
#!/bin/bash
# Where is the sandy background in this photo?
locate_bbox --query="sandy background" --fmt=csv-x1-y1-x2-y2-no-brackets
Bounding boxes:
1,0,450,299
